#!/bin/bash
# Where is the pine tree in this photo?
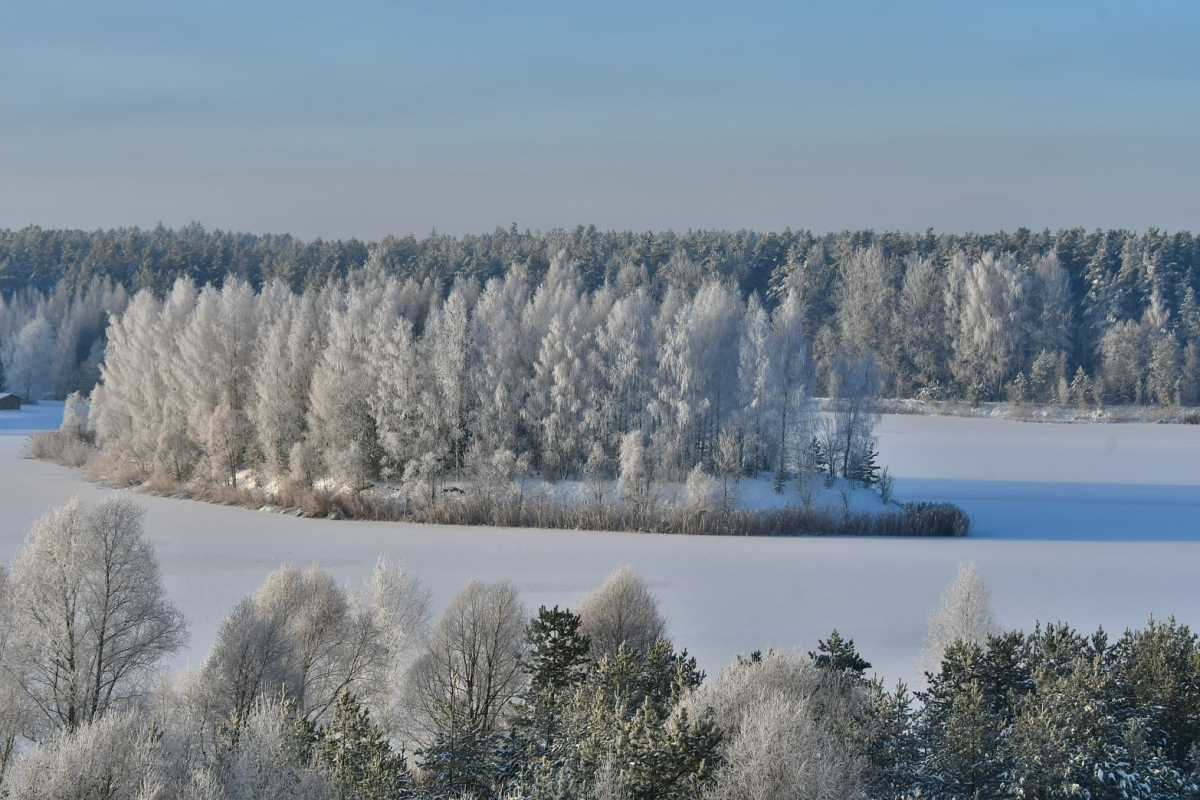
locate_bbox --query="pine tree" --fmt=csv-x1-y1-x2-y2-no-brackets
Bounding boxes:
518,605,592,766
416,722,501,800
810,629,872,679
544,640,717,800
316,692,412,800
861,680,920,800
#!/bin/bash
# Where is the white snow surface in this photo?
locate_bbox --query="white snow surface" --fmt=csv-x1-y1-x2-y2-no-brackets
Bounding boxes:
2,403,1198,690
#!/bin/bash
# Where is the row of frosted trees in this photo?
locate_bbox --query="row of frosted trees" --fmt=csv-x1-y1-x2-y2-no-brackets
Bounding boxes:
792,243,1200,406
7,228,1200,409
91,254,825,494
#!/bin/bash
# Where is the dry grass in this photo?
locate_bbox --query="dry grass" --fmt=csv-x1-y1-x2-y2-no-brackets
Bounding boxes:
26,436,971,537
90,473,970,538
405,495,970,537
22,430,96,467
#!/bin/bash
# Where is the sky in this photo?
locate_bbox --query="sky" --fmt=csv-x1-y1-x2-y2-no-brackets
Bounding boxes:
2,1,1198,240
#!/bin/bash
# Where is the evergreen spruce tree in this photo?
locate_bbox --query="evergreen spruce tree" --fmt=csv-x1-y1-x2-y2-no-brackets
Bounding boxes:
847,442,881,486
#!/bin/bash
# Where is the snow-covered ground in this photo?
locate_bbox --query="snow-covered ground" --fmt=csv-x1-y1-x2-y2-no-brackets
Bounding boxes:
2,403,1198,690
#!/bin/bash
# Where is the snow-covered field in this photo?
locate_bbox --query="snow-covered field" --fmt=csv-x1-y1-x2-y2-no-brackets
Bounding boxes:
2,403,1198,689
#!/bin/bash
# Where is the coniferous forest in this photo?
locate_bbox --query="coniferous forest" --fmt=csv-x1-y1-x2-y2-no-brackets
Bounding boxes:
3,224,1200,408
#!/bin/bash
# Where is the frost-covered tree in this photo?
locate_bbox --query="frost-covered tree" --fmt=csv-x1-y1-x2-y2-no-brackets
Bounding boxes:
1101,319,1150,403
7,496,187,733
683,649,864,800
0,314,57,401
0,564,28,791
837,242,896,382
369,316,422,479
830,351,882,479
617,430,655,515
252,290,322,478
218,699,332,800
308,282,399,487
592,288,655,454
769,290,810,481
738,293,773,474
1026,252,1073,365
404,579,527,751
575,565,667,661
362,557,431,741
467,268,531,458
59,390,88,439
421,287,471,477
528,300,591,478
653,280,741,475
919,561,998,679
199,564,387,729
1147,332,1181,406
897,253,948,394
2,709,174,800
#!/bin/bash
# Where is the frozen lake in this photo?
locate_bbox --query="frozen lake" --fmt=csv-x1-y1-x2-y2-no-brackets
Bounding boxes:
2,403,1198,688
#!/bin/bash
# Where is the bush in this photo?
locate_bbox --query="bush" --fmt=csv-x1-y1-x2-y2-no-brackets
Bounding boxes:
22,429,95,467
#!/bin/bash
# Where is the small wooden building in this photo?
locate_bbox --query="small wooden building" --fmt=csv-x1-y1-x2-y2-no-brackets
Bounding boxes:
0,393,23,410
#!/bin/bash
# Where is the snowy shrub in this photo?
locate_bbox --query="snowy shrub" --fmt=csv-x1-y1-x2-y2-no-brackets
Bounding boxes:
5,710,170,800
22,428,94,467
684,464,722,515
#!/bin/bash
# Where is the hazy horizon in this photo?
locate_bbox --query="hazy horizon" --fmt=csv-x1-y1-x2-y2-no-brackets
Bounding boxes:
4,1,1198,240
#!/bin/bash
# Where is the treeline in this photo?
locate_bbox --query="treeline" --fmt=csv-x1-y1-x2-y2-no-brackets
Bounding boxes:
1,497,1197,799
0,276,129,400
85,258,883,510
3,224,1200,406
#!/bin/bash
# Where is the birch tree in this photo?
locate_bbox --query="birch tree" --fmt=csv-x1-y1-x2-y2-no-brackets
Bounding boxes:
919,561,998,678
7,497,187,733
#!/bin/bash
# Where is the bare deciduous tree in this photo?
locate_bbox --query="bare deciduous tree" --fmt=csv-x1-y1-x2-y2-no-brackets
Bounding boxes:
404,579,527,745
7,496,187,734
198,563,390,729
575,565,667,661
364,556,432,739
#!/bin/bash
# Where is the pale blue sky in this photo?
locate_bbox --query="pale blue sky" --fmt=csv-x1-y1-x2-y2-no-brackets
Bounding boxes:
2,1,1197,238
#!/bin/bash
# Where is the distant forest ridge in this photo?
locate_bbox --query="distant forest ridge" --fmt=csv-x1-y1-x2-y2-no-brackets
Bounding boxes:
1,223,1199,406
3,222,1200,300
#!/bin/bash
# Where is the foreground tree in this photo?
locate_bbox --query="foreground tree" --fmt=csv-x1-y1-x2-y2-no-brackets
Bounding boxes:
6,496,187,733
2,709,171,800
405,579,527,795
197,563,393,734
0,564,25,789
